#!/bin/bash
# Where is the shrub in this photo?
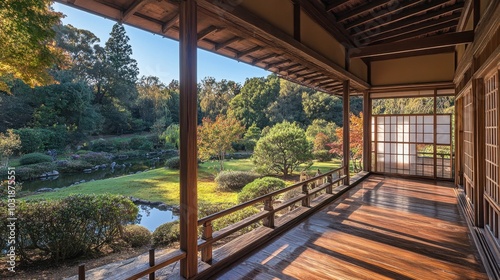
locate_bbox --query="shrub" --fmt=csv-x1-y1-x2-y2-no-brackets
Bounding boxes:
212,207,260,232
129,137,153,151
165,156,180,169
313,150,332,162
58,160,94,173
19,152,53,165
0,194,137,262
80,152,113,165
238,177,286,203
89,139,116,153
215,171,260,191
152,221,180,247
15,162,58,180
122,225,151,247
15,128,44,153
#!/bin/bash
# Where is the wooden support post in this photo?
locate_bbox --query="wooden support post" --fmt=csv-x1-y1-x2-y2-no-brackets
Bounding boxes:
179,0,198,278
433,90,438,179
78,265,85,280
473,78,485,228
302,183,310,207
263,198,275,228
201,222,213,264
326,174,333,194
343,80,351,185
149,249,155,280
362,91,371,172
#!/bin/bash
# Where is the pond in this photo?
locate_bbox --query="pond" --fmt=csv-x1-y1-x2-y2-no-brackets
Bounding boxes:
135,204,179,232
20,155,173,192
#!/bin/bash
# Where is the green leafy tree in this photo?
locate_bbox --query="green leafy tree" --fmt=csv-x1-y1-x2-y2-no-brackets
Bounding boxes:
229,74,279,128
242,123,261,151
302,92,343,126
199,77,240,120
265,79,312,126
0,129,21,166
135,76,172,131
198,115,245,171
0,0,64,92
252,121,313,177
305,119,338,143
162,124,180,150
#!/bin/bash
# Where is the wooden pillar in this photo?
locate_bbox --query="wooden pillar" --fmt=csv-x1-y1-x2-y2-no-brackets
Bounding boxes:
179,0,198,278
293,0,300,42
362,91,371,172
473,78,485,228
343,80,350,185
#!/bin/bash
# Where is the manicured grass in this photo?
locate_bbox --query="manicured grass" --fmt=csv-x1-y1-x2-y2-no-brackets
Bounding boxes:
25,158,343,204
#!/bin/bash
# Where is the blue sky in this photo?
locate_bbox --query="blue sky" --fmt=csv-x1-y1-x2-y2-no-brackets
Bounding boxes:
52,3,270,84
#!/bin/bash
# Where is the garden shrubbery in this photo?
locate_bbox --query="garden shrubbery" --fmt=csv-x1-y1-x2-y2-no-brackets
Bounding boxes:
152,221,180,247
215,171,260,191
19,152,53,165
313,150,332,162
238,177,286,203
165,156,180,169
79,152,113,165
0,194,138,262
122,225,151,247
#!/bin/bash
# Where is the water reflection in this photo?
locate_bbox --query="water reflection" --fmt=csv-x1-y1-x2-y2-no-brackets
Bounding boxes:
135,204,179,232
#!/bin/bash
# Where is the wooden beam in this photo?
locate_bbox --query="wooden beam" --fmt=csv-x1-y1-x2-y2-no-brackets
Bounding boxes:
337,0,391,23
214,36,241,51
362,91,371,172
346,0,450,31
236,46,263,59
351,31,474,58
279,63,301,72
121,0,149,22
325,0,350,12
367,14,461,45
343,80,350,185
266,59,291,70
373,21,459,45
368,46,455,61
473,0,480,29
310,76,330,84
296,72,321,80
179,0,198,278
293,0,301,41
318,80,337,87
197,25,220,41
162,13,179,33
288,67,309,76
252,53,278,65
353,3,464,38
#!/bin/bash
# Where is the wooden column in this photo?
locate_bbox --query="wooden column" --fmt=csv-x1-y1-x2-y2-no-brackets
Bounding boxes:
473,78,485,228
179,0,198,278
343,80,350,185
362,91,371,172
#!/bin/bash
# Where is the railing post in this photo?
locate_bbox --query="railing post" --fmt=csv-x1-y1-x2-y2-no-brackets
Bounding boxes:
149,248,155,280
263,197,275,228
326,174,333,194
201,222,213,264
78,264,85,280
302,183,310,207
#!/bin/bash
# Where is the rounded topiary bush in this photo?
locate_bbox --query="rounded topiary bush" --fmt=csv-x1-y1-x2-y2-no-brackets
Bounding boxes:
238,177,286,203
19,152,53,165
215,171,260,191
165,156,180,169
123,225,151,247
313,150,332,162
152,221,180,246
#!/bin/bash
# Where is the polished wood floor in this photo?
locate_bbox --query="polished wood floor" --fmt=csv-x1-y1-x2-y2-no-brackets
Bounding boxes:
216,176,488,280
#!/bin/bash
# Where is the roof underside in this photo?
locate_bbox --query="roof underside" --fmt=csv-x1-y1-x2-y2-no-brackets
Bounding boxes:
56,0,465,95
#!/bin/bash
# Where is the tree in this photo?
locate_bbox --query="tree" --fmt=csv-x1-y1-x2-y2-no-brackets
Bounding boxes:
0,0,64,92
162,124,180,150
135,76,172,131
305,119,338,143
198,115,245,171
0,129,21,167
302,92,343,126
229,75,279,128
265,79,312,126
328,113,364,172
252,121,313,177
199,77,240,120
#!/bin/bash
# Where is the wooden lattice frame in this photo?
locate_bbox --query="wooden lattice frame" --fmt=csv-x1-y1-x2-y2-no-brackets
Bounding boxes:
463,87,475,203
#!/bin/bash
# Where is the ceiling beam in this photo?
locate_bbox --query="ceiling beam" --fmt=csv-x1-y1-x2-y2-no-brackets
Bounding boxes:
266,59,292,70
368,46,456,61
337,0,391,23
236,46,263,59
279,63,302,72
373,21,458,44
214,36,241,51
298,72,322,81
325,0,350,12
197,25,220,41
252,53,278,65
352,3,463,38
288,67,309,76
350,31,474,58
162,13,179,33
121,0,150,22
310,76,331,84
346,0,450,31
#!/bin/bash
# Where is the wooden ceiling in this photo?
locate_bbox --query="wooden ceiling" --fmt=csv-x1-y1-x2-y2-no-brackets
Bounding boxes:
56,0,469,95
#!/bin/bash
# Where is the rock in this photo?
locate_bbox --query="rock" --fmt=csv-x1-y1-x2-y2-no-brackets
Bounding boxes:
100,164,108,169
93,165,100,170
56,160,69,166
83,169,93,173
111,162,116,169
37,188,54,193
157,203,168,210
79,180,86,184
50,170,59,176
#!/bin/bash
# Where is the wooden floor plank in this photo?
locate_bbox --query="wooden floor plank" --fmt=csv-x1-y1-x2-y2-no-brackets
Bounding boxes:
215,176,488,280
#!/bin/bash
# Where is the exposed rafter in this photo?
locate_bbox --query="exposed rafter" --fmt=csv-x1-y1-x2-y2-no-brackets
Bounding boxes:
197,25,220,41
162,13,179,33
368,46,455,61
121,0,149,22
236,46,263,59
351,31,474,58
214,36,241,51
252,53,278,65
325,0,351,12
372,21,458,45
337,0,391,23
266,59,292,70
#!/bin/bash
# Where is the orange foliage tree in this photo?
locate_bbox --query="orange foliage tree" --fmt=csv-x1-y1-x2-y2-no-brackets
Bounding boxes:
198,115,245,171
328,113,364,172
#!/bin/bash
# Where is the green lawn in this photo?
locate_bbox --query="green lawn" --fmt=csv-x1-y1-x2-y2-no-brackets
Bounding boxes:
26,158,341,204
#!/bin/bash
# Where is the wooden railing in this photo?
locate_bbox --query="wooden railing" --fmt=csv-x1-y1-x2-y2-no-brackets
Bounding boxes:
77,167,346,279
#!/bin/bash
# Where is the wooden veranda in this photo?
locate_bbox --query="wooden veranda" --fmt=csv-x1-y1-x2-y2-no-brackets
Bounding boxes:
57,0,500,279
